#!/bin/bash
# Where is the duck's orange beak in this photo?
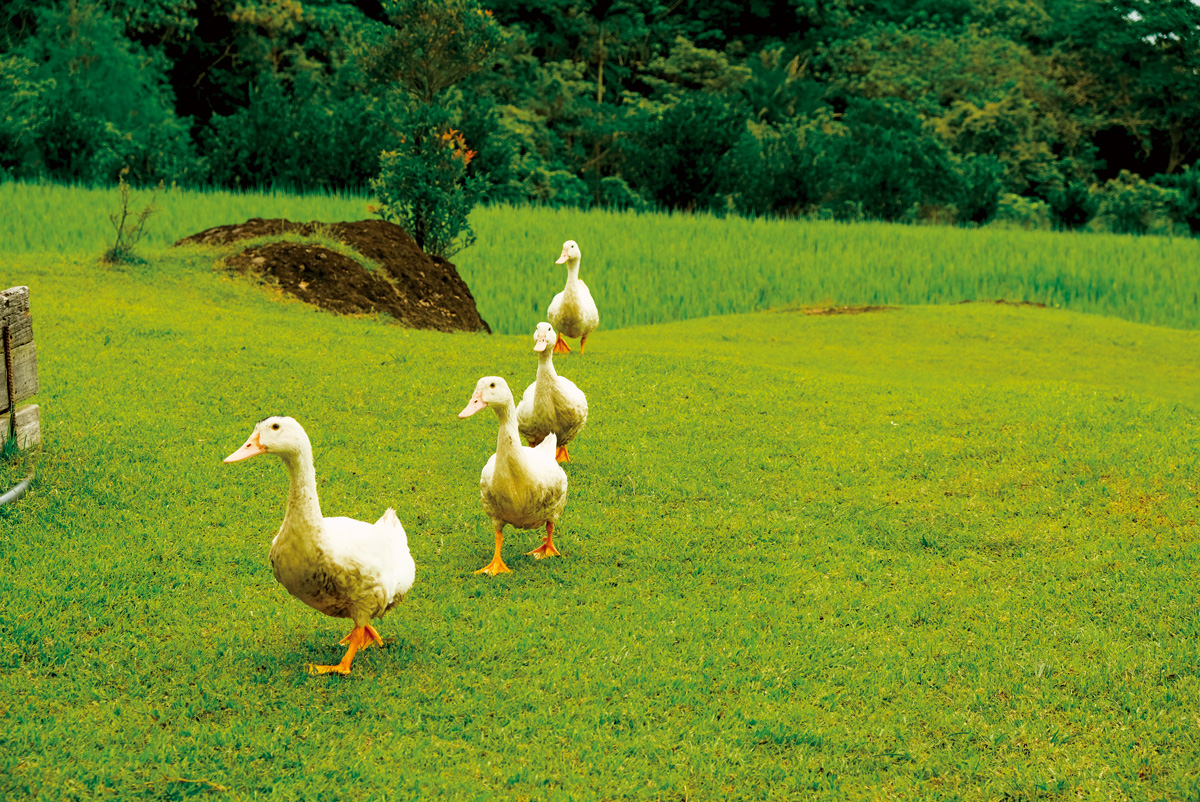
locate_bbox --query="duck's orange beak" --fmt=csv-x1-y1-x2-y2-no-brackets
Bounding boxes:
458,391,487,418
224,430,267,463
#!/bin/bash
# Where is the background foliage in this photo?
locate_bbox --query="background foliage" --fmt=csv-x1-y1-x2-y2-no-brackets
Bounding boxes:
2,0,1199,231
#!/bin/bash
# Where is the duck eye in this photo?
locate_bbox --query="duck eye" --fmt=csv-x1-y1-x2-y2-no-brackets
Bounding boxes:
271,423,280,430
489,382,495,388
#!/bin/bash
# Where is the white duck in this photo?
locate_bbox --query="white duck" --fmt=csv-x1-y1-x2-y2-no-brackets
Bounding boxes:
224,416,416,675
516,322,589,462
458,376,569,576
547,239,599,354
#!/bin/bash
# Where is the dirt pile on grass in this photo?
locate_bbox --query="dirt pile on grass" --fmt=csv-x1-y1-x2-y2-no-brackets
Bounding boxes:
175,218,490,333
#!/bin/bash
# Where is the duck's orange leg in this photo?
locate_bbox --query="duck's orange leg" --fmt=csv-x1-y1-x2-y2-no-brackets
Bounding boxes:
526,521,562,559
553,333,571,354
580,333,589,354
476,526,511,576
310,625,376,675
555,444,571,462
341,624,383,648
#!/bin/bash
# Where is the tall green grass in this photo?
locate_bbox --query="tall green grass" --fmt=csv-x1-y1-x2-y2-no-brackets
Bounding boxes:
0,180,371,254
463,204,1200,334
3,180,1199,335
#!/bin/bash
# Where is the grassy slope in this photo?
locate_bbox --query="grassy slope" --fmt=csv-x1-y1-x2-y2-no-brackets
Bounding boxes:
1,249,1198,800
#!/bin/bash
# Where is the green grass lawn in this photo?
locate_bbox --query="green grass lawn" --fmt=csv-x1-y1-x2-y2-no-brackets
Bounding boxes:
1,239,1198,799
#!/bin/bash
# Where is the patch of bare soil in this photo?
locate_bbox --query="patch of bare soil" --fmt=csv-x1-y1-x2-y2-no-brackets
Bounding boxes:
798,305,894,316
175,218,490,333
958,299,1048,308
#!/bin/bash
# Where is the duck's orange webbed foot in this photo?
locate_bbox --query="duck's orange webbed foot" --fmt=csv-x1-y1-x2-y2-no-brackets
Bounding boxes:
475,528,511,576
553,333,571,354
475,556,512,576
310,625,375,675
526,522,562,559
555,445,570,462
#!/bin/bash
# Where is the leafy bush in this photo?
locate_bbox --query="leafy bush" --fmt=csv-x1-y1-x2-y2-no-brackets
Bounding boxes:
0,55,54,179
204,71,393,190
370,104,485,258
7,1,197,184
994,193,1052,230
955,155,1005,224
1154,167,1200,235
720,119,826,217
1098,170,1179,235
596,176,648,212
623,93,750,212
819,99,961,222
1047,180,1099,230
524,168,592,208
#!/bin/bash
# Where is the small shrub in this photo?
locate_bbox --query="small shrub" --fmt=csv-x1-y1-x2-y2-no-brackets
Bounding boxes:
622,93,750,212
102,168,160,264
720,119,826,218
526,168,592,209
370,104,484,258
597,176,647,212
956,155,1005,225
1047,180,1099,230
204,72,393,191
993,193,1052,230
818,98,960,222
1098,170,1179,235
1153,166,1200,235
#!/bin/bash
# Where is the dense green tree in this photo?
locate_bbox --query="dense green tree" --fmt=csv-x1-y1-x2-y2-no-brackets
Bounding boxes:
0,0,1196,235
623,92,750,212
1047,179,1099,230
1,0,196,183
1155,166,1200,234
1044,0,1200,176
363,0,504,104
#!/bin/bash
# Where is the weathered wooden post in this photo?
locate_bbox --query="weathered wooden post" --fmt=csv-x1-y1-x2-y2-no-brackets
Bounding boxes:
1,286,40,449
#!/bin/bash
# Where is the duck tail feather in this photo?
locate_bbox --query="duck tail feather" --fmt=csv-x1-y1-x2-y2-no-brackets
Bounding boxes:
534,432,558,455
376,508,401,528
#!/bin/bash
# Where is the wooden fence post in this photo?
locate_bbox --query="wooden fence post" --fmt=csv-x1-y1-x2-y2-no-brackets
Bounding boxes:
1,286,40,449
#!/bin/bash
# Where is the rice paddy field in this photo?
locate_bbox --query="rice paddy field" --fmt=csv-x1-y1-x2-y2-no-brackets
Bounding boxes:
1,181,1199,799
3,180,1199,334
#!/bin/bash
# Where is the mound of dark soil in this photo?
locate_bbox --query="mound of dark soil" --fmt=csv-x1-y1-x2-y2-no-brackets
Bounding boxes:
175,218,490,333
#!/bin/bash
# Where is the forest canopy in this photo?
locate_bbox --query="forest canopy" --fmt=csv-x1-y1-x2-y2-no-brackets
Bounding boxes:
1,0,1198,230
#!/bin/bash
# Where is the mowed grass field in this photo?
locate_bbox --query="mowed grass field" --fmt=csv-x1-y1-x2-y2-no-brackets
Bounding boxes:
1,183,1200,799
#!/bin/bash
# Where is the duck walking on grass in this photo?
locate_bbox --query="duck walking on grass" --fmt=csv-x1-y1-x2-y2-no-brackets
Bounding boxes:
459,377,569,576
517,322,588,462
224,416,416,675
547,239,599,354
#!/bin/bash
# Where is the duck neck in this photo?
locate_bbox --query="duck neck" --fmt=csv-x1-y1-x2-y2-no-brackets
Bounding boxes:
279,448,323,536
536,349,559,388
493,400,523,463
564,257,581,287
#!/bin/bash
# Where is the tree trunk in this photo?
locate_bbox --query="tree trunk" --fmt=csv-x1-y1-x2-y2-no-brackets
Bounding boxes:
596,22,605,104
1166,125,1190,175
